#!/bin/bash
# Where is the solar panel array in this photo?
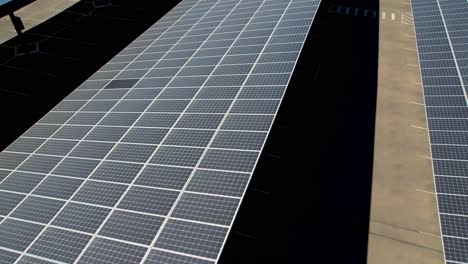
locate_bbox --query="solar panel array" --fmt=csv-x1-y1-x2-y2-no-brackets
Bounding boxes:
412,0,468,263
0,0,320,263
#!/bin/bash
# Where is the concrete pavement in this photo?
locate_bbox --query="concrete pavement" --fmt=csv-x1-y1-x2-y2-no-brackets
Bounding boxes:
367,0,444,263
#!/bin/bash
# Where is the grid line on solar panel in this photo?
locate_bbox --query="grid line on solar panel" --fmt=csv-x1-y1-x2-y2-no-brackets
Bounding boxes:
0,195,237,229
94,47,302,65
3,135,268,154
4,251,60,264
0,156,254,177
111,38,305,57
131,20,302,41
44,111,279,118
61,97,287,103
115,14,311,41
113,42,305,60
0,216,227,261
88,72,300,84
110,44,305,62
0,197,239,230
3,141,264,154
19,123,270,136
69,85,290,93
0,173,243,203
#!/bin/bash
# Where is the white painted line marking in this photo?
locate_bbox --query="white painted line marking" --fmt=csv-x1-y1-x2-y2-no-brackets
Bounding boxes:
401,13,414,25
382,11,386,20
411,125,428,130
391,13,395,20
416,188,436,195
45,8,63,12
417,155,432,160
419,231,441,238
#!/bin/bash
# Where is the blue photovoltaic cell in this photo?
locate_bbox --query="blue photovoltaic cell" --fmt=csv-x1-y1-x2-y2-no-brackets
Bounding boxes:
0,0,321,262
412,0,468,262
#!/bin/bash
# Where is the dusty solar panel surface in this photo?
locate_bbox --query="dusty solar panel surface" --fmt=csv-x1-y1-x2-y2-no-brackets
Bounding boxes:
412,0,468,263
0,0,320,262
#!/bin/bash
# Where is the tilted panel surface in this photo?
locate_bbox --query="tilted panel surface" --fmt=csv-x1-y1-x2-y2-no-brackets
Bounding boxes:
0,0,320,263
412,0,468,263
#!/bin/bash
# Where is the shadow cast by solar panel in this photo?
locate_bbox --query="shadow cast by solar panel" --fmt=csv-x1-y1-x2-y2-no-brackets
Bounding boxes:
219,0,379,263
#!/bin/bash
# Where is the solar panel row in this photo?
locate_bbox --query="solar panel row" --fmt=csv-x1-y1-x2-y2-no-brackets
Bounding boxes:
412,0,468,262
0,0,320,263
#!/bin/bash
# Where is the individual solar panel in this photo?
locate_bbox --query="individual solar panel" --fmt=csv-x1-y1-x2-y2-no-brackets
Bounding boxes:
411,0,468,263
0,0,321,262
